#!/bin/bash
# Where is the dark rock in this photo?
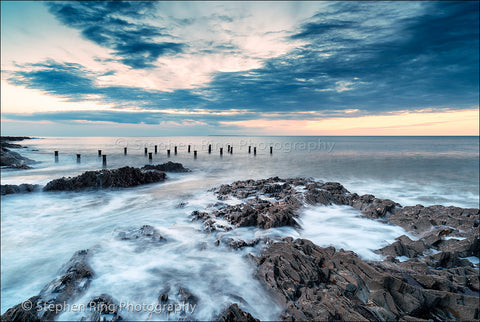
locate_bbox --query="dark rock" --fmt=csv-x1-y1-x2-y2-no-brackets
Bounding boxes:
43,166,166,191
84,294,122,321
141,161,191,172
1,148,35,168
177,287,198,306
0,136,32,142
1,184,41,195
116,225,166,243
1,250,94,321
215,303,260,322
254,238,479,321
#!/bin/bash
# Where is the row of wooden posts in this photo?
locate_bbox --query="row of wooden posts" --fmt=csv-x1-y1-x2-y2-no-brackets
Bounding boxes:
54,144,273,166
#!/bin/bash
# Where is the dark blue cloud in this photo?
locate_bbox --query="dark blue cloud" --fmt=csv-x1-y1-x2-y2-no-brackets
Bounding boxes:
5,1,479,126
46,1,184,69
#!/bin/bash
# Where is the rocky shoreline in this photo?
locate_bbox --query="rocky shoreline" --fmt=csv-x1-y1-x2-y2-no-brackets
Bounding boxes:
0,136,36,169
1,162,190,195
2,177,479,321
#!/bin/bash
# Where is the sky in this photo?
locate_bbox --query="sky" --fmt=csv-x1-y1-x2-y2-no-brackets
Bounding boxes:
1,1,479,136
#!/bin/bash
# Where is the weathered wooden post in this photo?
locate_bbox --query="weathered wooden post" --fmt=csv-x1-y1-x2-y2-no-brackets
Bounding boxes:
220,147,223,155
148,152,153,161
194,150,197,158
227,145,231,153
76,154,81,163
188,145,191,153
102,155,107,167
54,151,59,163
254,147,257,155
208,144,212,154
174,146,177,155
270,146,273,154
124,147,127,155
144,147,148,156
167,149,171,157
98,150,102,157
230,147,233,154
248,146,251,154
154,145,158,154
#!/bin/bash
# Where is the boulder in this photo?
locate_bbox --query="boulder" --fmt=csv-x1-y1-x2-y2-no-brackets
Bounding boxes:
43,166,166,191
215,303,260,322
141,161,191,172
1,184,41,195
1,250,94,321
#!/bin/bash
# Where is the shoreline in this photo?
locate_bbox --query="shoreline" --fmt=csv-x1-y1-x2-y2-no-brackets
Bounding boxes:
2,173,478,321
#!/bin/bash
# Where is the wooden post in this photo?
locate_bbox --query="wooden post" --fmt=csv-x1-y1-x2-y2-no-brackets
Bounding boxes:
167,149,171,157
154,145,158,154
208,144,212,154
174,146,177,155
102,155,107,167
248,146,251,154
230,147,233,154
76,154,81,163
220,147,223,155
124,147,127,155
227,145,231,153
254,147,257,155
144,147,148,156
54,151,59,163
188,145,191,153
148,152,153,161
194,150,197,158
98,150,102,157
270,146,273,154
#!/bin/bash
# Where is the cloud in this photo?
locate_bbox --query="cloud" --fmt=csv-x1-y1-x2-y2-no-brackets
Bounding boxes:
46,1,184,69
2,1,478,130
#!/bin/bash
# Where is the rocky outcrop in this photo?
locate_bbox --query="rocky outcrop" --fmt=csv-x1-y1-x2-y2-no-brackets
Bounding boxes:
193,177,403,232
43,166,166,191
1,148,35,169
253,238,479,321
0,136,35,169
142,161,191,172
1,250,94,321
216,303,260,322
1,184,41,195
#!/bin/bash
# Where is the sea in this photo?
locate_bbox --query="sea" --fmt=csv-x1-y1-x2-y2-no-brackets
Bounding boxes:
1,136,478,320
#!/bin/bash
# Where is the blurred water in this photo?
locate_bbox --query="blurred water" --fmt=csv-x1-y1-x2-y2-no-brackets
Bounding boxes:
1,136,478,319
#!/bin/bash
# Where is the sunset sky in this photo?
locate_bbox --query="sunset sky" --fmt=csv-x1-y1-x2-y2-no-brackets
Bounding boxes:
1,1,478,136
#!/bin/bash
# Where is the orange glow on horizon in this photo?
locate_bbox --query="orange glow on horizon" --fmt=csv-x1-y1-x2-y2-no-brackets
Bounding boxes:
220,109,479,136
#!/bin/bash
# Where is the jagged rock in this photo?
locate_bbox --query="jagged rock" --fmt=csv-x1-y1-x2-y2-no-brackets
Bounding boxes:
254,238,479,321
141,161,191,172
1,250,94,321
43,166,166,191
215,303,260,322
1,184,41,195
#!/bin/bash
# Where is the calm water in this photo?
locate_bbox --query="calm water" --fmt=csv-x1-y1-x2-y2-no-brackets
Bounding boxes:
1,136,478,319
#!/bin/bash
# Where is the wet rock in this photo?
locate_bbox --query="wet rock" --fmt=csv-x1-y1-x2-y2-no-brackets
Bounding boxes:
82,294,122,321
390,205,480,235
1,183,41,195
141,161,191,173
177,287,198,306
215,303,260,322
254,238,479,321
116,225,166,244
43,166,166,191
1,250,94,321
1,148,35,169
